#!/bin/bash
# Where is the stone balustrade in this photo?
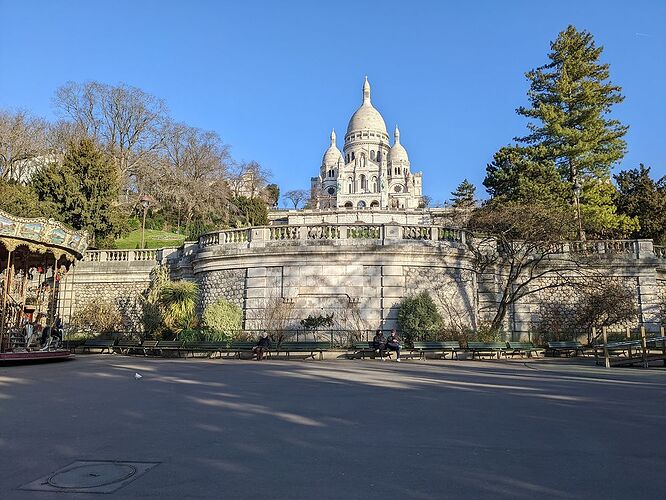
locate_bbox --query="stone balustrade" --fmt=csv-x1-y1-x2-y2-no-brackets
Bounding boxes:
654,246,666,259
198,223,467,249
82,249,159,263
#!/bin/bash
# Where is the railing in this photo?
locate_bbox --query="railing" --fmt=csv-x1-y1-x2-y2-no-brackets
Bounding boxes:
655,246,666,259
83,249,158,263
346,225,381,239
568,240,638,255
270,226,300,240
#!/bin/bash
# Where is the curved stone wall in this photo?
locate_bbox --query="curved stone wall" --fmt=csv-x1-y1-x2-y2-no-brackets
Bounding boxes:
61,225,666,339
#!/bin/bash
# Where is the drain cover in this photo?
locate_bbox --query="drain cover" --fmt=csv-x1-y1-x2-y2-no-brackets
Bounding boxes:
19,460,159,494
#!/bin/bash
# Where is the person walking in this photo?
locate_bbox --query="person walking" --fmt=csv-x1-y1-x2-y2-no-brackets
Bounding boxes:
386,329,402,362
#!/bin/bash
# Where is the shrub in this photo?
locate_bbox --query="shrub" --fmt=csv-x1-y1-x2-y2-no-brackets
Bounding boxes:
158,280,199,335
71,298,122,335
397,292,444,345
202,299,242,341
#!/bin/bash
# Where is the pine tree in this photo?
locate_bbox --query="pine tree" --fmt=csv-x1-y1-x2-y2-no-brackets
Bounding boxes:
506,25,635,237
615,165,666,244
516,25,627,181
450,179,477,208
483,145,567,205
32,138,122,245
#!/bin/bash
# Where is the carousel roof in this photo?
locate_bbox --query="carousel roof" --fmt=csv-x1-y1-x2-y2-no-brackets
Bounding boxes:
0,209,88,262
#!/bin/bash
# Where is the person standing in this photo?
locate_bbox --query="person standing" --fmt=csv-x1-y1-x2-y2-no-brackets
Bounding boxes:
386,329,402,362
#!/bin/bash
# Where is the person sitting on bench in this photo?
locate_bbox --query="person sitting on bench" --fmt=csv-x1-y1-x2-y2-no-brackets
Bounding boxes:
386,329,402,362
252,332,271,361
372,330,386,358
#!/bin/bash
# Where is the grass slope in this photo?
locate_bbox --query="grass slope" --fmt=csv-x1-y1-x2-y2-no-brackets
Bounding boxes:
114,229,186,249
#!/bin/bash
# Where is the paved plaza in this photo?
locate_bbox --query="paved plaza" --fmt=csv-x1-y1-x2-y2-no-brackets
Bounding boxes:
1,356,665,499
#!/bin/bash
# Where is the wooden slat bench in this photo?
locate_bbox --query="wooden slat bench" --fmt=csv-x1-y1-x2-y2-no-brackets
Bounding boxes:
156,340,184,357
410,341,461,360
184,342,229,358
139,340,159,356
79,339,115,354
275,342,331,360
113,340,141,355
466,342,507,359
547,341,585,357
347,341,393,360
225,341,257,359
506,342,543,358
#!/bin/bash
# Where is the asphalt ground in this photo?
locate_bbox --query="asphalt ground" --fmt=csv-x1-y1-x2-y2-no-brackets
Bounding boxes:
1,355,665,499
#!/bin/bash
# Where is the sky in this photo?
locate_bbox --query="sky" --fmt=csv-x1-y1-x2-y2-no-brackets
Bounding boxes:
0,0,664,205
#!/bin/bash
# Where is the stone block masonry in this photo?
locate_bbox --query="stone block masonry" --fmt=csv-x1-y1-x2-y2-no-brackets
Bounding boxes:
62,227,666,338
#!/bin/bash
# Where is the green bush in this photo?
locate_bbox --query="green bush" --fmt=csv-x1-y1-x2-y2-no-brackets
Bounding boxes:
158,280,199,335
397,292,444,345
202,299,242,341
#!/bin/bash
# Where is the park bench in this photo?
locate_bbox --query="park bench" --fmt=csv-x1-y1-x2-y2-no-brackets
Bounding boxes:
225,341,257,358
506,342,543,358
63,339,86,352
410,341,461,360
156,340,185,357
466,342,507,359
546,341,585,357
183,342,229,358
138,340,159,356
275,341,331,360
79,339,115,354
347,341,394,360
113,340,141,355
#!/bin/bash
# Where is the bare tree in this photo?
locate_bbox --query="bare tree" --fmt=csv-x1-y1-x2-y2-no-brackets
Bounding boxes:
228,160,271,199
283,189,309,209
53,81,167,185
137,122,231,230
0,110,49,181
467,202,594,335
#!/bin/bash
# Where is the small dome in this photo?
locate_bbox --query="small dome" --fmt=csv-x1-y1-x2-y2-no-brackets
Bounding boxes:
322,129,343,166
346,77,388,135
389,126,409,164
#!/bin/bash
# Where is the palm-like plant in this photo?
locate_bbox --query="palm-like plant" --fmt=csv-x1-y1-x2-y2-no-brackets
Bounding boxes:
158,280,199,336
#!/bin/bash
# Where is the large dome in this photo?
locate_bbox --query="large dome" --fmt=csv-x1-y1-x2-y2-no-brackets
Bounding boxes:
346,77,388,135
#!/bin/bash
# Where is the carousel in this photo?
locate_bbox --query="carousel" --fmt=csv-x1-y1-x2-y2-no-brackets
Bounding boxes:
0,208,88,363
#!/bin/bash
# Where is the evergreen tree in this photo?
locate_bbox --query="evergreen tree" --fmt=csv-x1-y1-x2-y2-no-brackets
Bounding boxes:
486,25,636,237
450,179,477,208
615,165,666,244
516,25,627,181
484,145,567,205
32,138,122,245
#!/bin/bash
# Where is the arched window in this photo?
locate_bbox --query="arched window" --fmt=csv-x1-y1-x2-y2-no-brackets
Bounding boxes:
376,151,381,162
371,176,377,192
344,201,353,209
357,200,366,209
370,200,379,208
360,174,366,192
351,152,355,161
347,177,353,194
370,150,375,160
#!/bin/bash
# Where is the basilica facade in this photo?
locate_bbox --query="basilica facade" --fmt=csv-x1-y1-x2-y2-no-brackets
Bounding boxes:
311,78,423,210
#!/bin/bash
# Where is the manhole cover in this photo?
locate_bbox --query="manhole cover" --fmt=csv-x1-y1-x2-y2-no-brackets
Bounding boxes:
19,460,159,494
48,463,137,489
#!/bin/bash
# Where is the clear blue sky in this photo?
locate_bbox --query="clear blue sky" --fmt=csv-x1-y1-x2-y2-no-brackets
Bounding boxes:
1,0,664,204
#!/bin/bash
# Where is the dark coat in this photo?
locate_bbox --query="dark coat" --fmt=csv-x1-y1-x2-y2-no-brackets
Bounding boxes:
256,336,271,348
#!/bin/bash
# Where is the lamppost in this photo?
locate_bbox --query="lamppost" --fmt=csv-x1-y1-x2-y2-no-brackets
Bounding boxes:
139,195,151,250
573,179,585,242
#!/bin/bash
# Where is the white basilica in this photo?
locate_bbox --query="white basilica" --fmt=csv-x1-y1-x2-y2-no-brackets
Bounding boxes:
311,78,424,210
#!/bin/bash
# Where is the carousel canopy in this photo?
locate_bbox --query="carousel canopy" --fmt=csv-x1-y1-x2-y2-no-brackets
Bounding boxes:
0,209,88,265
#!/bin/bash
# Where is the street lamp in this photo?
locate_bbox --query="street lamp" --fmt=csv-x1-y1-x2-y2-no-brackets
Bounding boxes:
573,179,585,242
139,195,151,250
